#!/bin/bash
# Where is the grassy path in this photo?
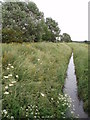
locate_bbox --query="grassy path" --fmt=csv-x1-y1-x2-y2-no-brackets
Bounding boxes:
2,42,72,119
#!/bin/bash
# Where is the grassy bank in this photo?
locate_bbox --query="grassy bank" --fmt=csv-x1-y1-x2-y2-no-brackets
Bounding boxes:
68,43,88,112
2,42,72,119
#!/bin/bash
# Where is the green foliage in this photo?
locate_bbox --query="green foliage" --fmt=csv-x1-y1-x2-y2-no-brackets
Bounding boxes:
2,28,23,43
44,18,61,42
2,2,45,43
2,1,72,43
61,33,72,42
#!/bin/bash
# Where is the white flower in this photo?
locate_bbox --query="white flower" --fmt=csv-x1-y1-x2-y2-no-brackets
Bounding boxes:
38,59,40,61
61,112,64,115
5,86,8,89
11,66,14,68
16,75,19,78
63,116,65,118
4,76,8,79
34,116,36,118
7,67,10,70
9,84,13,87
23,27,26,30
65,94,68,97
51,98,53,100
71,111,74,114
11,81,16,84
4,91,9,95
8,74,12,77
8,64,11,66
41,93,45,97
3,109,7,114
11,116,14,119
26,109,28,111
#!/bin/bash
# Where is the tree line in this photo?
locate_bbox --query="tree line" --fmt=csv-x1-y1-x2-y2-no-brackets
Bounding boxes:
2,1,72,43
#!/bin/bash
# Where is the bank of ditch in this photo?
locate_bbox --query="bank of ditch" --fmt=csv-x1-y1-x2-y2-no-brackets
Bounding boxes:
68,43,88,113
2,42,72,119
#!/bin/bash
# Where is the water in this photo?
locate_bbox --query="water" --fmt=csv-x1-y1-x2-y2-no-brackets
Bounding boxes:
63,53,88,118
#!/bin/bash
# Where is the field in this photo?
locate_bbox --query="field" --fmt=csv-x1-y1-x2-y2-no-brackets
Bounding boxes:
1,42,88,119
2,42,73,119
68,43,88,112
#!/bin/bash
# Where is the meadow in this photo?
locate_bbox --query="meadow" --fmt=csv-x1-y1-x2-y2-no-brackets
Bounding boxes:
1,42,88,119
2,42,73,119
68,43,88,112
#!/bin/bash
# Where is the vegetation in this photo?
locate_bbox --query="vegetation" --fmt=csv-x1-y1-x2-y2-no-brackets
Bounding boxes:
61,33,72,42
68,43,88,113
2,1,71,43
2,42,74,119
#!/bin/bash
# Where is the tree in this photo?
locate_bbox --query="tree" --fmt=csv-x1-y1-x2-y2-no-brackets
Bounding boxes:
61,33,72,42
44,18,60,42
2,1,45,43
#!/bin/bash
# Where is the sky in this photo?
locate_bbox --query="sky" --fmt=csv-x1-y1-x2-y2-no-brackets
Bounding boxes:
30,0,89,41
0,0,89,41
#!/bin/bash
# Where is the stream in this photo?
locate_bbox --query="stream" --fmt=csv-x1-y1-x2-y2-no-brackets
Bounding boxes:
63,53,88,118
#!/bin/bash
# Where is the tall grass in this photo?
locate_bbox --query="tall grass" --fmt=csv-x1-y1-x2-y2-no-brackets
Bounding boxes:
68,43,88,112
2,42,73,119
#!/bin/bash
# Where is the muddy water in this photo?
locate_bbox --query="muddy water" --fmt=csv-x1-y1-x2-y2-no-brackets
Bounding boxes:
63,53,88,118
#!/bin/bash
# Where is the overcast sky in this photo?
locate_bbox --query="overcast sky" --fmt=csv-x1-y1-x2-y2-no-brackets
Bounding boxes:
0,0,89,41
30,0,89,41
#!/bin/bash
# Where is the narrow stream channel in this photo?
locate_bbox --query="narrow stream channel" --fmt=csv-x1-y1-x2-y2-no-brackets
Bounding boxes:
63,53,88,118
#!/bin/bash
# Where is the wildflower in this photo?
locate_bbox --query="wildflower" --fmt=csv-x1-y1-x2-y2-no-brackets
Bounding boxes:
4,76,8,79
9,84,13,87
61,112,64,115
35,112,38,115
38,59,40,61
11,66,14,68
63,116,65,118
26,109,28,111
8,64,11,66
5,86,8,89
34,116,36,118
11,81,16,84
36,109,38,112
71,111,74,114
68,105,71,108
4,91,9,95
16,75,19,78
65,94,68,97
41,93,45,97
8,74,12,77
51,98,53,100
23,27,26,30
11,116,14,119
7,67,10,70
3,109,7,114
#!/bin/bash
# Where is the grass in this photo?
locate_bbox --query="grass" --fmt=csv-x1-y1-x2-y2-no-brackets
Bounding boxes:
2,42,73,119
68,43,88,113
